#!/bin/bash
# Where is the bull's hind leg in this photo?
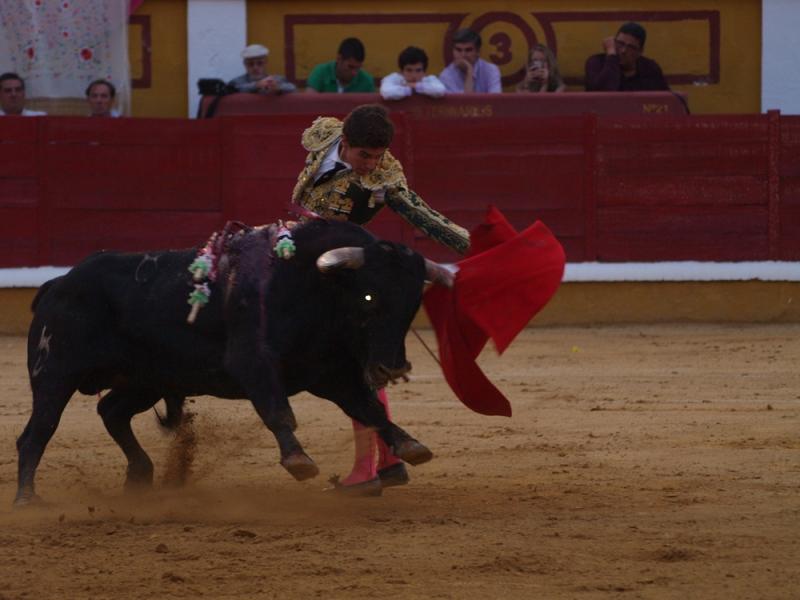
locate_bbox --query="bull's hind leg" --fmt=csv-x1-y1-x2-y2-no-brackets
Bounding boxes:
15,380,76,506
97,388,160,490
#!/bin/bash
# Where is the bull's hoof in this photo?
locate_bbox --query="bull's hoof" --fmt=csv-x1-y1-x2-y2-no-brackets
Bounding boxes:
281,453,319,481
13,491,43,508
124,465,154,491
392,440,433,466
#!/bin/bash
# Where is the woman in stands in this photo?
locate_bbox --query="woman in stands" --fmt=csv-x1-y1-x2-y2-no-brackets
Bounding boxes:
516,44,566,93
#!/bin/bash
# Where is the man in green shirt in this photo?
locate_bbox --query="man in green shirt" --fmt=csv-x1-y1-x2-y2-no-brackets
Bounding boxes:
306,37,376,93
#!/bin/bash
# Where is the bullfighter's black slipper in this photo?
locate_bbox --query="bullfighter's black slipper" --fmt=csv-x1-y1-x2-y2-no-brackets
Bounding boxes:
326,475,382,497
377,463,410,488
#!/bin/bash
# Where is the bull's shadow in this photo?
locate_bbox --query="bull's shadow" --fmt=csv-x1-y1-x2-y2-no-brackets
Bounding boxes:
15,219,453,506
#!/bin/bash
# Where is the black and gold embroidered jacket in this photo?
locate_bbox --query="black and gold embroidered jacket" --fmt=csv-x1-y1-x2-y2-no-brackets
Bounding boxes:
292,117,470,255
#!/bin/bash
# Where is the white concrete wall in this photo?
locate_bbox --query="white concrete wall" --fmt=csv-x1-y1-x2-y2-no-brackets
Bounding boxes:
762,0,800,114
186,0,247,117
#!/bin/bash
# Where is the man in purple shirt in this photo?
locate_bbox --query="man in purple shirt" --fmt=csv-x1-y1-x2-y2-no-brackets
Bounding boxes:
584,22,669,92
439,29,502,93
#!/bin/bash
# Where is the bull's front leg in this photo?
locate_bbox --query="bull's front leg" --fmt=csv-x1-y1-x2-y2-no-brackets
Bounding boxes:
252,395,318,481
377,417,433,466
225,345,318,482
314,378,433,466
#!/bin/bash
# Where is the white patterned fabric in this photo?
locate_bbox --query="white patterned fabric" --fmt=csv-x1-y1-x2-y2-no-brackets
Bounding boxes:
0,0,130,115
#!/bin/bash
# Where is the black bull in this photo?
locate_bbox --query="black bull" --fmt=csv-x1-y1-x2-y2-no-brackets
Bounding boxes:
15,220,453,505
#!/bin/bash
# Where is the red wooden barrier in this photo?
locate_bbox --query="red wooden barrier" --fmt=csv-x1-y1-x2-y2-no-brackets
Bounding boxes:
200,91,691,119
780,114,800,259
0,118,39,267
0,110,797,268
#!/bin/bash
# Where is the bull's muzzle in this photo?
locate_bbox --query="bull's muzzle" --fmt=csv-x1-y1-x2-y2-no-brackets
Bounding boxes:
366,361,412,389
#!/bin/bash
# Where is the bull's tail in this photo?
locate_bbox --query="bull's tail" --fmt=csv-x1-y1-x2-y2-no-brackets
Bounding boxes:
154,395,186,431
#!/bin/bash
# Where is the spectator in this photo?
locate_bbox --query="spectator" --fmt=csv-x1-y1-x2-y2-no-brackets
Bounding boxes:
380,46,446,100
292,105,469,495
228,44,296,95
0,73,46,116
86,79,120,117
306,37,375,93
585,22,669,91
439,29,502,93
516,44,566,93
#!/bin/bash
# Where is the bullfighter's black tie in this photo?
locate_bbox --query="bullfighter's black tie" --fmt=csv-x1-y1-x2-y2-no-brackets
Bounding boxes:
313,161,347,187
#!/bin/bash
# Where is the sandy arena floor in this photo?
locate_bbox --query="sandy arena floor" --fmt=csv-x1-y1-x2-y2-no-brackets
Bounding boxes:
0,325,798,599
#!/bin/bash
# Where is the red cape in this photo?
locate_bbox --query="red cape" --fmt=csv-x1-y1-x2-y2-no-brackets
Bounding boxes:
423,206,565,416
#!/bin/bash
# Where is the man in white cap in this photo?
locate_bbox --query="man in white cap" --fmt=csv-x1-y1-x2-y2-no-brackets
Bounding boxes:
228,44,296,94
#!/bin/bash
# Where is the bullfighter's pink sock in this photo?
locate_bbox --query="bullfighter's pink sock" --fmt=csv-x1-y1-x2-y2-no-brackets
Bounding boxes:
340,419,377,486
376,388,403,470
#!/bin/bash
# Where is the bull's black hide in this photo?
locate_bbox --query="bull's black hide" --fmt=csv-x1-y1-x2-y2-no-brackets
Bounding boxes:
15,219,437,505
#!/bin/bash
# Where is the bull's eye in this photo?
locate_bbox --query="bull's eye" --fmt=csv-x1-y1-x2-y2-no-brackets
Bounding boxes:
364,294,372,302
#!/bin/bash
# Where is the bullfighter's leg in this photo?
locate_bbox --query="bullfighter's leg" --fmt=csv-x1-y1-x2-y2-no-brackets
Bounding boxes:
341,388,408,488
374,389,410,486
15,379,76,506
314,379,433,468
97,387,161,490
340,418,377,487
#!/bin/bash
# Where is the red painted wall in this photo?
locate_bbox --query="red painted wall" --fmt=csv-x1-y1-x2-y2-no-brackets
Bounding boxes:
0,107,797,267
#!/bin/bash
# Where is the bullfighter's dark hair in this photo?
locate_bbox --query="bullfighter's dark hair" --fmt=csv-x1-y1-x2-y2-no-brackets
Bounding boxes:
85,79,116,98
342,104,394,149
338,37,366,62
398,46,429,71
0,72,24,89
452,28,481,49
617,22,647,50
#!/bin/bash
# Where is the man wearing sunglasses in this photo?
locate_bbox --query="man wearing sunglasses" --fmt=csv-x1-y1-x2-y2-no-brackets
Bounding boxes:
584,22,669,91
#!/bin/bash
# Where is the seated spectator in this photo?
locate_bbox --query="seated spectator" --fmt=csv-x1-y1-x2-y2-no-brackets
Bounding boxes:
516,44,565,93
306,37,375,93
585,22,669,91
86,79,120,117
439,29,502,93
380,46,445,100
228,44,296,95
0,72,46,116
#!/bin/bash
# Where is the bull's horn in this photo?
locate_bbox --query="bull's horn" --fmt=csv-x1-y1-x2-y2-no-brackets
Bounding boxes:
425,259,457,288
317,247,365,272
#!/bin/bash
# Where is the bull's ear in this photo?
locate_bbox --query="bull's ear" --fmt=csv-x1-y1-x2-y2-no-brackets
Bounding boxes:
317,247,365,272
425,259,456,288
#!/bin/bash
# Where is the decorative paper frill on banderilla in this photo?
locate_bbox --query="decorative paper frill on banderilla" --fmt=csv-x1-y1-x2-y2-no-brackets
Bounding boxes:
423,206,566,417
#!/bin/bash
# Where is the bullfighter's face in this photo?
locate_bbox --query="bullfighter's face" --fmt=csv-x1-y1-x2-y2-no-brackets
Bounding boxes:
340,139,386,176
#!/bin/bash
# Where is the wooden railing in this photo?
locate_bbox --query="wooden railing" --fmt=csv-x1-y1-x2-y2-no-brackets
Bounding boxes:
0,103,797,267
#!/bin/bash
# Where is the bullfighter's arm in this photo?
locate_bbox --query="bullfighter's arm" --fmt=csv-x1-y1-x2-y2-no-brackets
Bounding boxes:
384,186,470,255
